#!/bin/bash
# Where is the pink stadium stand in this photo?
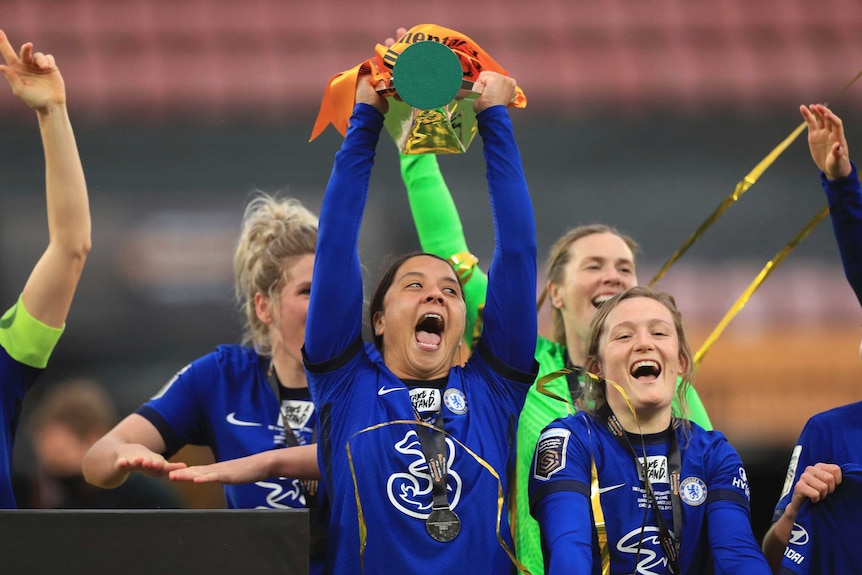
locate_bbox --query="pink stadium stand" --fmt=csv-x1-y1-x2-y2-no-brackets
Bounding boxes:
2,0,861,120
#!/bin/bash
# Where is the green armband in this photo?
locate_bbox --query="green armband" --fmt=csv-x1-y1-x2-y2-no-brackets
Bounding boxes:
0,295,64,368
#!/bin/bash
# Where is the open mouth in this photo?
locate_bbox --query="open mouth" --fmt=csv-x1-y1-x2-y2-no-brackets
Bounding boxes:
415,313,444,350
630,360,661,381
591,294,616,309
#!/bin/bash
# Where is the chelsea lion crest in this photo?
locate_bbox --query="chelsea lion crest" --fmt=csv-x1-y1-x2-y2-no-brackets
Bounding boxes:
443,388,468,414
679,476,708,506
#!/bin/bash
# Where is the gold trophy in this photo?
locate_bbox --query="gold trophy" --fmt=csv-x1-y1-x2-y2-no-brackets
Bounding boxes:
310,24,527,154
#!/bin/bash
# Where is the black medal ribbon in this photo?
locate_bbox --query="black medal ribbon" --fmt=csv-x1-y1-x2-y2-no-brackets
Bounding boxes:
598,405,682,574
266,363,327,558
414,408,461,543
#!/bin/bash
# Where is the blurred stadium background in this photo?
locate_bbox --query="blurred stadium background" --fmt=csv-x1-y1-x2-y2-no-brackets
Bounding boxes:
2,0,861,537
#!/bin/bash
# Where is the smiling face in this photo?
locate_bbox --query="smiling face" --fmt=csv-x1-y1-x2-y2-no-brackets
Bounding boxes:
373,255,466,380
593,296,686,428
548,232,637,355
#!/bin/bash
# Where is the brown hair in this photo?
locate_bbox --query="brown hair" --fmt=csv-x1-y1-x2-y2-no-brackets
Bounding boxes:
28,379,118,439
545,224,640,345
582,286,694,419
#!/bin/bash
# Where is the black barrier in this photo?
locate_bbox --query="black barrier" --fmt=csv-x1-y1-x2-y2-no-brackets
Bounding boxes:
0,509,309,575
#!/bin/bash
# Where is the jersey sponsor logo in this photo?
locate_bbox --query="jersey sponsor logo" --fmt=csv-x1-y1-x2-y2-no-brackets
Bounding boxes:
635,455,668,484
597,483,626,494
386,429,463,519
733,466,751,499
679,476,708,506
378,386,405,396
784,546,806,565
226,412,263,427
789,523,809,546
151,363,192,400
254,479,306,508
780,445,803,501
617,525,670,574
533,428,570,481
443,388,468,414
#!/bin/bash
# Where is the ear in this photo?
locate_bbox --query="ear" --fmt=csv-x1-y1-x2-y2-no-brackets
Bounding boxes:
677,352,688,376
585,355,602,378
548,280,565,310
373,311,385,336
255,292,274,325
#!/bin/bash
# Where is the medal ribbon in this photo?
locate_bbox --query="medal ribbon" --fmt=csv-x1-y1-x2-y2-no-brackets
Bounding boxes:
412,408,455,518
539,370,684,572
266,364,319,504
346,419,531,574
598,404,683,574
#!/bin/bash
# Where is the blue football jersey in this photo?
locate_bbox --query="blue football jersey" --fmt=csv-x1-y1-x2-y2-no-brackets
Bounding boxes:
530,412,770,574
0,298,63,508
0,344,41,508
780,464,862,575
309,340,532,575
139,345,317,510
305,102,537,574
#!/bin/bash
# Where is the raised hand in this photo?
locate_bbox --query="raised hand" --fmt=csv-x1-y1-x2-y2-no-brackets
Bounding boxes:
473,71,517,114
355,73,388,114
0,30,65,112
801,104,852,180
383,27,408,48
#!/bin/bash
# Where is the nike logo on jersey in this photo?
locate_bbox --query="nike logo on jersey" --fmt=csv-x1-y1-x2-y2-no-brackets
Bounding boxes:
378,386,405,396
597,483,626,494
226,412,263,427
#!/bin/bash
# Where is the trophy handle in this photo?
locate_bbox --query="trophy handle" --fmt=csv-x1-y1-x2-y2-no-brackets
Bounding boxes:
378,79,481,100
457,80,481,100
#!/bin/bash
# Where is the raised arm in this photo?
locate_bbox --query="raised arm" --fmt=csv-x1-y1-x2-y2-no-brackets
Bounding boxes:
802,104,862,304
304,77,386,363
0,31,91,330
402,154,488,348
473,72,537,372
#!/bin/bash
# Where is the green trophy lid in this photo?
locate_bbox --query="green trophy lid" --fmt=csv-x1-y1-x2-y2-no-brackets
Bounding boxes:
392,41,463,110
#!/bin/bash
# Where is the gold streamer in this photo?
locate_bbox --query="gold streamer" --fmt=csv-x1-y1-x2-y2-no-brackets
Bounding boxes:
535,368,580,412
584,417,611,575
650,70,862,287
649,121,807,286
693,206,830,367
345,419,532,574
536,370,638,421
590,456,611,574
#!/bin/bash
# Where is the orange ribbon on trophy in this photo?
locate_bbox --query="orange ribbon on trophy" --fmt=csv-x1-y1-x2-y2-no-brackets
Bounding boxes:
309,24,527,143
